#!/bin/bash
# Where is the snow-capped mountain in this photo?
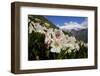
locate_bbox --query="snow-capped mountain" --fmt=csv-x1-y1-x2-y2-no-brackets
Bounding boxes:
58,22,88,43
59,22,87,31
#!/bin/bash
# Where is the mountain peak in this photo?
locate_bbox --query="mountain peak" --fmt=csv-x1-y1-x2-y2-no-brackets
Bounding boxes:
59,21,87,31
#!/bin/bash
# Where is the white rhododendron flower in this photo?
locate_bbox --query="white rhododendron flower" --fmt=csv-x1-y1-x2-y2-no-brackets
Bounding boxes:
70,36,76,42
51,39,62,53
84,43,88,47
53,29,65,40
29,23,35,33
67,49,72,53
34,18,41,22
45,32,52,45
31,21,35,26
45,28,54,43
51,48,61,53
79,41,87,47
74,43,80,50
44,22,50,27
46,28,54,38
80,41,84,46
61,36,68,44
62,46,67,51
34,23,45,33
66,44,75,50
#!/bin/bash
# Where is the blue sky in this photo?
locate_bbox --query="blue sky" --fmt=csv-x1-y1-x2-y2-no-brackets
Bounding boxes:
44,15,87,26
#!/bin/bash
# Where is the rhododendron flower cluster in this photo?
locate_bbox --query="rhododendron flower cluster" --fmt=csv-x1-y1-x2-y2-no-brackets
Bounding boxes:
29,21,87,54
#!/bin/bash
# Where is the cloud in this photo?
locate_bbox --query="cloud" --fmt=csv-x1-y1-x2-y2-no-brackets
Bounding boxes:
64,19,88,27
56,24,60,27
57,19,88,31
64,21,80,26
